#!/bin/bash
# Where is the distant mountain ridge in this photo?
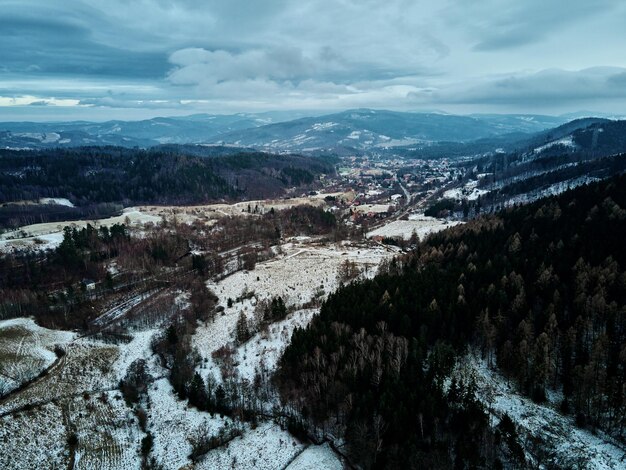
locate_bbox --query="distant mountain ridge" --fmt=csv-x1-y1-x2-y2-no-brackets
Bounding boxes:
0,109,571,151
210,109,568,152
0,113,291,149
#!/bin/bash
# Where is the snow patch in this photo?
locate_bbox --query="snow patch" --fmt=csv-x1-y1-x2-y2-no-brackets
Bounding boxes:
367,216,462,241
39,197,75,207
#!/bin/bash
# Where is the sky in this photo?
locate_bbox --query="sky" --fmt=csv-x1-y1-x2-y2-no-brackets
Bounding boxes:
1,0,626,121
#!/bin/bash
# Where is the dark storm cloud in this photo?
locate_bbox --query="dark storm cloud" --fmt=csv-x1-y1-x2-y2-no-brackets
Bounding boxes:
0,5,168,78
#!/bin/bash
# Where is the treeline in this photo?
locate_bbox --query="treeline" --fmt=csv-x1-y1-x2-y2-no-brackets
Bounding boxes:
0,201,123,229
0,146,336,210
276,173,626,468
187,204,340,255
0,216,206,329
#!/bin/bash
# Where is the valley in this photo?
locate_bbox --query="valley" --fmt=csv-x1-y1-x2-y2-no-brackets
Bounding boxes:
1,114,626,469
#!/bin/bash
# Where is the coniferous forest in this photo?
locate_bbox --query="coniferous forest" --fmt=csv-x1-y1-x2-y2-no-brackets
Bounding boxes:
0,147,336,227
276,174,626,468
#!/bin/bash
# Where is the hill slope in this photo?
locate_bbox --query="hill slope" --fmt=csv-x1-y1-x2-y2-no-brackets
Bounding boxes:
277,174,626,468
0,147,336,227
0,110,567,151
214,109,566,152
0,112,302,149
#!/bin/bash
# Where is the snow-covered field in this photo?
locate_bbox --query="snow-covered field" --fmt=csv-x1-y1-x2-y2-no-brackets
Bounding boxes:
39,197,75,207
0,306,345,468
286,442,343,470
147,377,231,468
367,215,462,241
70,391,142,470
0,317,75,395
0,217,396,468
0,341,119,415
0,326,158,414
0,325,161,469
194,241,389,370
0,207,161,253
136,195,328,224
183,239,385,468
211,241,385,308
464,354,626,469
0,402,69,469
0,231,65,253
234,309,318,381
196,422,304,469
353,203,394,214
443,179,488,201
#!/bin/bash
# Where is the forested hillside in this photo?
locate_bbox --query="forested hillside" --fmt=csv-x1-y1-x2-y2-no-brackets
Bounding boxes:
470,121,626,207
0,147,335,205
0,147,336,227
277,174,626,468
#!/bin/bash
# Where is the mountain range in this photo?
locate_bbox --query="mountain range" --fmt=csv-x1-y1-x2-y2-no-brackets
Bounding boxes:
0,109,574,152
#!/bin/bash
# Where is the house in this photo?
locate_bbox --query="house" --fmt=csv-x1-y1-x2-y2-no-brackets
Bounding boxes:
82,279,96,291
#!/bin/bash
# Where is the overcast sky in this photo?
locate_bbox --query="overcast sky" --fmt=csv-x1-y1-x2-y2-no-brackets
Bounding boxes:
2,0,626,121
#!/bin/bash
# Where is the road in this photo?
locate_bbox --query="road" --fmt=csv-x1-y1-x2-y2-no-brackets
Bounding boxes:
398,181,412,205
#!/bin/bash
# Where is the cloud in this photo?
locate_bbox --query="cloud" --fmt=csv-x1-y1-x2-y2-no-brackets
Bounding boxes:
0,2,169,79
0,95,81,107
27,100,50,106
167,46,349,88
2,0,626,118
441,0,622,51
405,67,626,112
78,97,180,109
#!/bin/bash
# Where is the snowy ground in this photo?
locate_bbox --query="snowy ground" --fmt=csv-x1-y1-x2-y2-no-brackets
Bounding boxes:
0,314,331,469
367,215,463,241
0,216,396,468
443,179,488,201
0,317,75,395
211,241,385,308
136,195,328,225
353,203,394,214
147,377,231,469
0,207,161,253
70,391,142,470
0,306,350,470
0,231,65,253
0,402,69,469
194,240,389,371
196,421,304,470
234,309,318,381
0,327,157,415
187,239,389,468
0,341,119,415
110,329,159,380
463,354,626,469
286,442,343,470
39,197,75,207
503,176,601,207
0,325,160,469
